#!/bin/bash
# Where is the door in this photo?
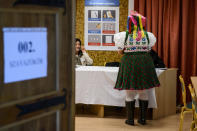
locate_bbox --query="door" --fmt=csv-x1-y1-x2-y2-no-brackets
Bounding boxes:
0,4,75,131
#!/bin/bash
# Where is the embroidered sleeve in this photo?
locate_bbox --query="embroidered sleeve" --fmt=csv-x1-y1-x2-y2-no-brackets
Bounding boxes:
114,32,126,50
147,32,157,47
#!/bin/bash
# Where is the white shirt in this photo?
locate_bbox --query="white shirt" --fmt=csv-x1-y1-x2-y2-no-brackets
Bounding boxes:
114,32,156,52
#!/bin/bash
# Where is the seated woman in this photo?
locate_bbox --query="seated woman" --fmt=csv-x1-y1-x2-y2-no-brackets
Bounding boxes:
75,38,93,66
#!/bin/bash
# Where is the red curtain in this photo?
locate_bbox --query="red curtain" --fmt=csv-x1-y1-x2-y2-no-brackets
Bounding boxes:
134,0,197,104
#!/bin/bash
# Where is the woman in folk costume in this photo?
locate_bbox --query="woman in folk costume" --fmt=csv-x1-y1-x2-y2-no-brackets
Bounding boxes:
114,11,160,125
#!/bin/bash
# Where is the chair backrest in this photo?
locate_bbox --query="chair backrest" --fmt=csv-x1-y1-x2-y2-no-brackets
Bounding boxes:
105,62,120,67
179,75,187,107
188,84,197,114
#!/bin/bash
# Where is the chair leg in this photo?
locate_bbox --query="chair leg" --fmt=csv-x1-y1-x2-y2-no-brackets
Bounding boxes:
179,111,184,131
190,121,195,131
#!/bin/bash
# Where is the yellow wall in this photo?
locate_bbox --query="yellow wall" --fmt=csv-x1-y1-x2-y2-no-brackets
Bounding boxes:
75,0,128,66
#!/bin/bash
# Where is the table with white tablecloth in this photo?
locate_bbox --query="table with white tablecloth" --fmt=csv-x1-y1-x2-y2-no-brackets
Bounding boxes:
75,66,177,119
75,66,165,108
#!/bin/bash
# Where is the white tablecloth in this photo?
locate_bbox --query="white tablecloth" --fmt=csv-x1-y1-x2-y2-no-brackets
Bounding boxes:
75,66,165,108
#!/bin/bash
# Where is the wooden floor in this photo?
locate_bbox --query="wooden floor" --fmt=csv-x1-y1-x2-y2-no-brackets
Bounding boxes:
76,113,192,131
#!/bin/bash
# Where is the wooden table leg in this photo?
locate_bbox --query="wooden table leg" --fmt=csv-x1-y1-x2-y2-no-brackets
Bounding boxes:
91,105,104,118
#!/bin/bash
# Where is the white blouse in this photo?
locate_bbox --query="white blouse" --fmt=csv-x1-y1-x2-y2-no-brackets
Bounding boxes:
114,32,156,52
76,52,93,66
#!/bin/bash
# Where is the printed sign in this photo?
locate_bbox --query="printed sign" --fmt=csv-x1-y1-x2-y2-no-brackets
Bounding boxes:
85,7,119,50
88,10,101,21
102,23,116,34
102,35,114,46
88,22,101,34
103,10,116,21
88,35,101,46
3,27,48,83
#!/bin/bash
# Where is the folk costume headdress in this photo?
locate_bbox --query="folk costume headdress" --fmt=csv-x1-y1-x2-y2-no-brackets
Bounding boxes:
127,11,148,42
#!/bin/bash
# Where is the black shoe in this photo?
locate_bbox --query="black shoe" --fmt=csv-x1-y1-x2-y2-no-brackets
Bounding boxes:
138,100,148,125
125,100,135,126
125,119,134,125
137,118,146,125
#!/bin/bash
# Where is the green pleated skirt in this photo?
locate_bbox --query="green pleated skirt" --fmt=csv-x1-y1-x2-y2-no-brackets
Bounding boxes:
114,52,160,90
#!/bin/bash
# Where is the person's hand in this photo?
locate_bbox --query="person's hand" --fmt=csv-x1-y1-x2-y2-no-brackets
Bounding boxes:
118,48,125,55
118,50,124,55
81,46,86,53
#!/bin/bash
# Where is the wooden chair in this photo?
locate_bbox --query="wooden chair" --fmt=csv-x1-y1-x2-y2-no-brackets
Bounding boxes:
188,84,197,131
179,75,193,131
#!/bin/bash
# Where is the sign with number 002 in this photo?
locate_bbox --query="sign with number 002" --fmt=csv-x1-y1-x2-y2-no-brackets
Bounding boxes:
3,27,48,83
18,41,35,53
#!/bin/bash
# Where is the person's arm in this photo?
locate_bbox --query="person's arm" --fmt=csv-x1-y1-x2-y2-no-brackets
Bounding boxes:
147,32,157,47
81,46,93,65
114,32,126,54
83,52,93,65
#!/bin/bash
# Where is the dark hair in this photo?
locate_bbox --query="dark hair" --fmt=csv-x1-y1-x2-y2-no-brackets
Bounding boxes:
75,38,83,57
75,38,81,45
